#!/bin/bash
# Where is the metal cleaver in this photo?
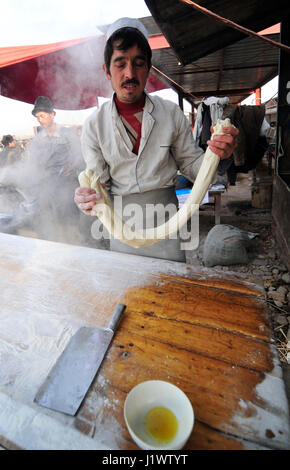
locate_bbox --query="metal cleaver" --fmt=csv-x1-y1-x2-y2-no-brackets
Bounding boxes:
34,303,126,415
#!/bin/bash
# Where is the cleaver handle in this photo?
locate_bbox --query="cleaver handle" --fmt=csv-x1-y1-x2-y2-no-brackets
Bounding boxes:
108,303,126,332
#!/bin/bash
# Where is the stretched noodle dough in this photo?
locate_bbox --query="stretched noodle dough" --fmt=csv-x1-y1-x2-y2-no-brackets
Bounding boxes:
79,118,235,248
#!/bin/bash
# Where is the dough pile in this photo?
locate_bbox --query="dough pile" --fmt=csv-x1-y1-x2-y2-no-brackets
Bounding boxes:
78,118,235,248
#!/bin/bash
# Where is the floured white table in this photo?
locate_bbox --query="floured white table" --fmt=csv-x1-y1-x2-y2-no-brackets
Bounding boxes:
0,233,289,450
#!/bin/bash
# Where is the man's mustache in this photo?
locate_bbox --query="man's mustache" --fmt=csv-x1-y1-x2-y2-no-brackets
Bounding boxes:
121,79,140,87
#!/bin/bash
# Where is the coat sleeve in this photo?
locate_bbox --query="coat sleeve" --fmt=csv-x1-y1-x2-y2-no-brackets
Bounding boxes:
80,113,111,186
170,105,205,182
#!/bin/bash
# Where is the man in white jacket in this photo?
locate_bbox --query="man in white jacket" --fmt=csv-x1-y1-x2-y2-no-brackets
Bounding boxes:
74,17,238,261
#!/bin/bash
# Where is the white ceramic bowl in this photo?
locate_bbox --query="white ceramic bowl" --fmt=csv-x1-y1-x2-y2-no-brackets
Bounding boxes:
124,380,194,450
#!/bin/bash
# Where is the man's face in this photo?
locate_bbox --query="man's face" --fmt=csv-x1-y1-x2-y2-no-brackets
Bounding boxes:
35,111,55,128
103,41,151,103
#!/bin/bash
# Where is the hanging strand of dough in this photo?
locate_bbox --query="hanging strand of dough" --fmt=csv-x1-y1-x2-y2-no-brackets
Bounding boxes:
78,118,235,248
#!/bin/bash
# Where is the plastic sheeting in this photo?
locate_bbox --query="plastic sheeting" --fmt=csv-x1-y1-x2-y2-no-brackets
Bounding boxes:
0,34,168,110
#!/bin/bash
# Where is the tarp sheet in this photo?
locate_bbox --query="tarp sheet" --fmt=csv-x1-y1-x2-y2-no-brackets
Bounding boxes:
0,34,169,109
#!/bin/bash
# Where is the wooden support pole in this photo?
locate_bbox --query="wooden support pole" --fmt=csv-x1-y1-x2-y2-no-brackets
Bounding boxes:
256,88,261,105
178,93,184,110
191,103,195,130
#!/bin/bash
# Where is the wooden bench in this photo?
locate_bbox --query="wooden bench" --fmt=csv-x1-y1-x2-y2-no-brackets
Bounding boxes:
208,187,226,224
177,185,226,225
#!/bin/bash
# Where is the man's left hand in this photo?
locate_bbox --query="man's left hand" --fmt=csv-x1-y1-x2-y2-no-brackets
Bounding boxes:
207,126,239,160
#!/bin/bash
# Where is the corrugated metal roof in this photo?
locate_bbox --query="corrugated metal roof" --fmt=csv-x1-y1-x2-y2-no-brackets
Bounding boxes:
145,0,289,63
143,1,289,105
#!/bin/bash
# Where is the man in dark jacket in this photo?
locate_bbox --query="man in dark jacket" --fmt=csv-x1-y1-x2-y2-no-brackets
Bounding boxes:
23,96,86,243
29,96,83,178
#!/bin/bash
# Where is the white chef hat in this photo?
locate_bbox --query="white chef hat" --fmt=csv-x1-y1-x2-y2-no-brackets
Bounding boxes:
105,17,149,42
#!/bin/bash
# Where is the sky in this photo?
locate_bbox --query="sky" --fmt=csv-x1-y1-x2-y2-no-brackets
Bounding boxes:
0,0,151,46
0,0,278,137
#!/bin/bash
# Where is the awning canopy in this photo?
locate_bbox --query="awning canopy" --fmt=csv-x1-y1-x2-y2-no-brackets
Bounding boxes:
1,2,289,110
144,0,290,105
0,33,169,110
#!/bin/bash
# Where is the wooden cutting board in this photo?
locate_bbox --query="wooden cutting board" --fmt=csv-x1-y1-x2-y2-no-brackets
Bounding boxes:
0,233,289,450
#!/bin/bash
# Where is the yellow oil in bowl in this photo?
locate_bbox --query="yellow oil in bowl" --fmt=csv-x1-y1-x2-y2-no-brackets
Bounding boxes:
144,406,178,444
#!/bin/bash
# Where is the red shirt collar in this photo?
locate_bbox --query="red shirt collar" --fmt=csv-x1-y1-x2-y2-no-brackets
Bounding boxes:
114,93,146,113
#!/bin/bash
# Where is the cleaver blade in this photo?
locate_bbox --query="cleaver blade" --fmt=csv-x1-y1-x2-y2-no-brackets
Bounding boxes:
34,303,126,416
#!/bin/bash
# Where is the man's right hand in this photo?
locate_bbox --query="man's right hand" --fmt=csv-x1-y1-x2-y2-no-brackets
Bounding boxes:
74,187,102,216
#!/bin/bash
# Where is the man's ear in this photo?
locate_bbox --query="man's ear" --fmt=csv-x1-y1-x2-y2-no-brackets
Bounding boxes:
103,63,111,80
